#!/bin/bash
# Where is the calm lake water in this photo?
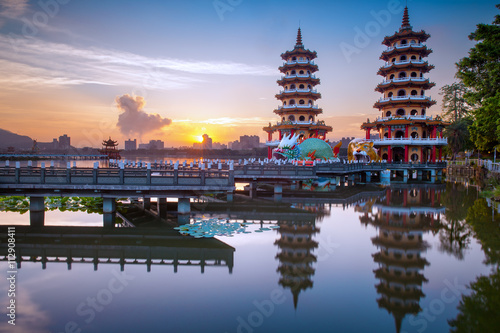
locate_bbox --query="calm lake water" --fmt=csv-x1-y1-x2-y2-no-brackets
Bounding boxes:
0,183,498,333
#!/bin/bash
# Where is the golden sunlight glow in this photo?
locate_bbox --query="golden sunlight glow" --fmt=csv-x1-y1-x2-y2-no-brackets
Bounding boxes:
195,135,204,143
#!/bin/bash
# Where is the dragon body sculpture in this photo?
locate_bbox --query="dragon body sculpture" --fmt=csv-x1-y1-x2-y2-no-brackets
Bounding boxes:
273,134,341,161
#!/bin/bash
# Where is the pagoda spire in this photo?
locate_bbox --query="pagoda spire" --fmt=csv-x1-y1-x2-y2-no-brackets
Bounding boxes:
400,6,412,31
295,27,303,48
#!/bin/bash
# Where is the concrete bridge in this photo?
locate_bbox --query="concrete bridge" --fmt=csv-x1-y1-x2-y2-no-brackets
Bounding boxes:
0,160,446,226
0,226,234,273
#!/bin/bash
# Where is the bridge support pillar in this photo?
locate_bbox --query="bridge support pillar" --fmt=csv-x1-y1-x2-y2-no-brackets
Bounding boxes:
365,172,371,183
437,169,443,181
178,198,191,225
417,170,422,181
103,198,116,228
142,197,151,211
403,169,408,183
157,198,168,219
348,174,355,187
249,181,257,199
30,196,45,227
339,176,345,188
274,184,282,203
430,169,436,183
226,190,234,203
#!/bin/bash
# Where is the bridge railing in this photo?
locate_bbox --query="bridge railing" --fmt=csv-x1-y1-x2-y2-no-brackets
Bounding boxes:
0,166,233,187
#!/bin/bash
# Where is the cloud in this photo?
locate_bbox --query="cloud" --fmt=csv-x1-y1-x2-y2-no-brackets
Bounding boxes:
116,94,172,138
0,35,277,91
0,0,28,18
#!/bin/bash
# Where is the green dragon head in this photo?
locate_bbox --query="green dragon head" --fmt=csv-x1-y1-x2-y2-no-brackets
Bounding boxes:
273,134,300,160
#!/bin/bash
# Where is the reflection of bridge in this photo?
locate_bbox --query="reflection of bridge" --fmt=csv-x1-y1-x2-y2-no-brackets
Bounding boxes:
0,226,234,273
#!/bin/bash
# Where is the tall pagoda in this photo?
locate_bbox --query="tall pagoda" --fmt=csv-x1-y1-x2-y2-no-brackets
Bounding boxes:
361,7,448,163
263,28,332,159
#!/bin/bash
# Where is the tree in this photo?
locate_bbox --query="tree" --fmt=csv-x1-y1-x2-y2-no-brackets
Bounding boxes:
439,82,470,122
444,117,473,159
456,4,500,152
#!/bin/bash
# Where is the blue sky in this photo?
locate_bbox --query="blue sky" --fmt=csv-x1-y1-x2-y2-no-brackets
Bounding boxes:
0,0,497,147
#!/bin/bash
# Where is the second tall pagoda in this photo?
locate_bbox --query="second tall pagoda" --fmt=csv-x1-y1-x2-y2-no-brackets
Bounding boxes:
264,28,332,159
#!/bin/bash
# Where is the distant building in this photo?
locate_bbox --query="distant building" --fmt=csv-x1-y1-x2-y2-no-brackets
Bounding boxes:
212,142,227,149
229,135,260,150
193,134,212,149
138,143,149,149
125,139,137,151
59,134,71,150
149,140,164,150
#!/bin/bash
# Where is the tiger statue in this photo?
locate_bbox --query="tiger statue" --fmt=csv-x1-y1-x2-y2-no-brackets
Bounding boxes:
347,139,380,163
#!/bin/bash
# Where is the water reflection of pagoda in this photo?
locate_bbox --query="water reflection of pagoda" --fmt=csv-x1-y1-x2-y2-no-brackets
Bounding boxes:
275,218,318,309
99,137,121,159
358,185,444,333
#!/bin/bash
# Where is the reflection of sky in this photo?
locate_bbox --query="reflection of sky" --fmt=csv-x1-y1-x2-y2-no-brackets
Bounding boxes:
0,201,494,332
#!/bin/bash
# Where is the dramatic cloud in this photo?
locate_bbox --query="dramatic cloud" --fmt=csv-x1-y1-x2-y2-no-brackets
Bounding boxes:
0,35,276,90
116,94,172,138
0,0,28,18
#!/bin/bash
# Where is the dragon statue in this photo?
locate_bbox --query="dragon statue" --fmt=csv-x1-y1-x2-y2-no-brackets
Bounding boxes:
347,139,380,162
273,134,341,161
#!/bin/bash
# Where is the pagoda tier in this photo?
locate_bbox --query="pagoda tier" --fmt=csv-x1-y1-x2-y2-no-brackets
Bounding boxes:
277,75,320,86
380,45,432,61
263,28,332,155
360,6,449,163
375,78,435,93
377,61,434,76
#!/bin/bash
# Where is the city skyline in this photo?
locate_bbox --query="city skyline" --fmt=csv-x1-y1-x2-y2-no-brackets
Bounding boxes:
0,0,497,147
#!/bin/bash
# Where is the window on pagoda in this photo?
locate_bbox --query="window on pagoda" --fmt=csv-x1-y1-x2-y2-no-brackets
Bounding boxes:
389,74,395,80
307,84,312,90
282,117,285,122
411,90,418,96
291,70,296,75
410,40,416,44
292,57,296,61
401,39,407,45
290,99,296,104
309,116,314,121
299,100,305,105
411,132,419,138
421,109,426,115
421,90,424,95
388,92,393,97
382,153,388,160
411,153,419,162
395,130,404,138
308,99,313,105
290,84,296,89
391,57,396,63
386,111,391,117
307,70,311,75
299,116,305,121
422,130,427,138
410,109,418,115
400,55,407,61
397,89,406,96
299,70,304,75
288,115,295,121
396,109,405,116
420,73,423,78
398,72,406,78
283,101,287,105
411,72,417,77
411,55,417,60
299,84,305,89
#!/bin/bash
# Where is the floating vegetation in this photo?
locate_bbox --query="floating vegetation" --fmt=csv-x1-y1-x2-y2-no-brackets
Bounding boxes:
0,196,126,214
174,218,279,238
